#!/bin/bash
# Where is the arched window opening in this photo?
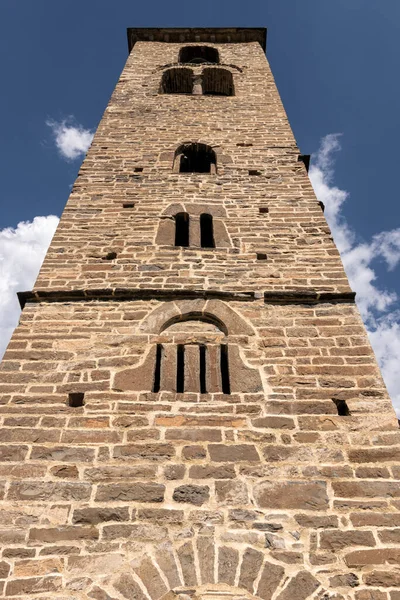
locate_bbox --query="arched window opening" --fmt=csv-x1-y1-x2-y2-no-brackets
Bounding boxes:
160,68,193,94
200,214,215,248
179,46,219,65
175,143,217,174
152,344,162,393
174,212,189,247
202,68,234,96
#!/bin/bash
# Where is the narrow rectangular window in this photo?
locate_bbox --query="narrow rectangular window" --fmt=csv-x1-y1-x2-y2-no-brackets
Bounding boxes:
175,213,189,247
200,345,207,393
153,344,162,393
220,344,231,394
200,214,215,248
177,344,185,393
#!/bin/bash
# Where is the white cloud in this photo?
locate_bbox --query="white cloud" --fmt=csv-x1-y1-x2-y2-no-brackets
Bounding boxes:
46,118,93,160
310,135,400,416
0,216,59,359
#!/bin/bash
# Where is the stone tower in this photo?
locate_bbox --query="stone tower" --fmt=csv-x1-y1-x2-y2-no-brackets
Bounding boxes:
0,26,399,599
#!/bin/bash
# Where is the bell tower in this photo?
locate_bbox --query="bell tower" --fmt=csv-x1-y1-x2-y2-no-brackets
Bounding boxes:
1,27,400,599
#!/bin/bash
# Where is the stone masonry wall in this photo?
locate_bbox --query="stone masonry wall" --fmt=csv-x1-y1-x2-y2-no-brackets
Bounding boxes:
1,31,400,599
34,41,351,295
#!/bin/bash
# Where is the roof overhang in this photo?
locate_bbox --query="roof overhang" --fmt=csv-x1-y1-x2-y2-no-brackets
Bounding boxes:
127,27,267,54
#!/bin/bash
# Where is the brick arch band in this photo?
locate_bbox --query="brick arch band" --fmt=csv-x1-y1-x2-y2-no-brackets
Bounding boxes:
81,536,325,600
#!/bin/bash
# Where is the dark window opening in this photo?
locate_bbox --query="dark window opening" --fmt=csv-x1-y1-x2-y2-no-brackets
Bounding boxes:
134,167,143,172
237,142,253,147
102,251,117,260
179,46,219,65
220,345,231,395
259,207,269,214
153,344,162,393
177,143,216,173
333,399,351,416
256,253,267,261
160,67,193,94
318,201,325,212
249,169,262,176
200,214,215,248
177,345,185,393
123,203,135,208
175,212,190,247
202,68,234,96
200,345,207,394
68,392,85,408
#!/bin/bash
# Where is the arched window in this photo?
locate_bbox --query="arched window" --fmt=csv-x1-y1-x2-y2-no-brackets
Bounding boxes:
179,46,219,64
174,143,217,174
200,213,215,248
202,68,234,96
160,67,193,94
174,212,189,247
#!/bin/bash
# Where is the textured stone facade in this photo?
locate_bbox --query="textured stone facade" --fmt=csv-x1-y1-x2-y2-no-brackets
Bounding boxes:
1,27,399,599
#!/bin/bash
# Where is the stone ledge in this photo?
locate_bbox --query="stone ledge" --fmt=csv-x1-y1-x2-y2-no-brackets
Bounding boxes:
17,288,356,309
127,28,267,53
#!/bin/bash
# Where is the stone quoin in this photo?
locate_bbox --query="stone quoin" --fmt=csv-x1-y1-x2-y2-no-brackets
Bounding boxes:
0,26,399,599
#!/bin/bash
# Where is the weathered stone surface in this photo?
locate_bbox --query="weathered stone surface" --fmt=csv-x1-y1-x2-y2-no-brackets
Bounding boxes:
218,546,239,585
177,541,197,585
276,571,320,600
113,573,148,600
319,530,376,550
215,480,249,505
95,483,165,502
173,485,210,506
254,481,329,510
257,561,285,600
346,549,400,567
238,547,264,593
208,444,260,462
134,557,168,600
197,536,215,584
72,507,130,524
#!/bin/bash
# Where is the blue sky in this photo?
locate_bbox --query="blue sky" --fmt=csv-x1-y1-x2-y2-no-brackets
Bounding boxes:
1,0,400,413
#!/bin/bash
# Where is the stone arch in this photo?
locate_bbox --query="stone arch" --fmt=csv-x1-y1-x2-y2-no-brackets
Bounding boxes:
140,300,254,337
82,535,326,600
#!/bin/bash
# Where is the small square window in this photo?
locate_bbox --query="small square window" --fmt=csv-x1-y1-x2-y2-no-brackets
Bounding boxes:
259,207,269,214
123,203,135,208
134,167,143,172
249,169,261,176
256,253,267,261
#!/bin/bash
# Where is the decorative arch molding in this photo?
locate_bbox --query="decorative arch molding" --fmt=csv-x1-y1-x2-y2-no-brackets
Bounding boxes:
80,536,326,600
155,62,244,73
113,301,262,393
140,299,255,336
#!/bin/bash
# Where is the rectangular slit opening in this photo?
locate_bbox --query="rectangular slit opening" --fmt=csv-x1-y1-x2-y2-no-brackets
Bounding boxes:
200,345,207,394
333,399,351,416
134,167,143,172
123,203,135,208
68,392,85,408
177,345,185,393
220,344,231,395
153,344,162,393
259,207,269,214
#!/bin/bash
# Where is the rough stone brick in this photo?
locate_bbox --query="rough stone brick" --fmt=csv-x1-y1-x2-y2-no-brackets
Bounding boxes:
218,546,239,585
276,571,320,600
238,547,264,592
254,481,329,510
319,530,376,550
208,444,260,462
72,507,130,524
95,483,165,502
173,484,210,506
256,561,285,600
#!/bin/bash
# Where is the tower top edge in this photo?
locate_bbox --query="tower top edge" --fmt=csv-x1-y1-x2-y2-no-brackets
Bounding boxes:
126,27,267,53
